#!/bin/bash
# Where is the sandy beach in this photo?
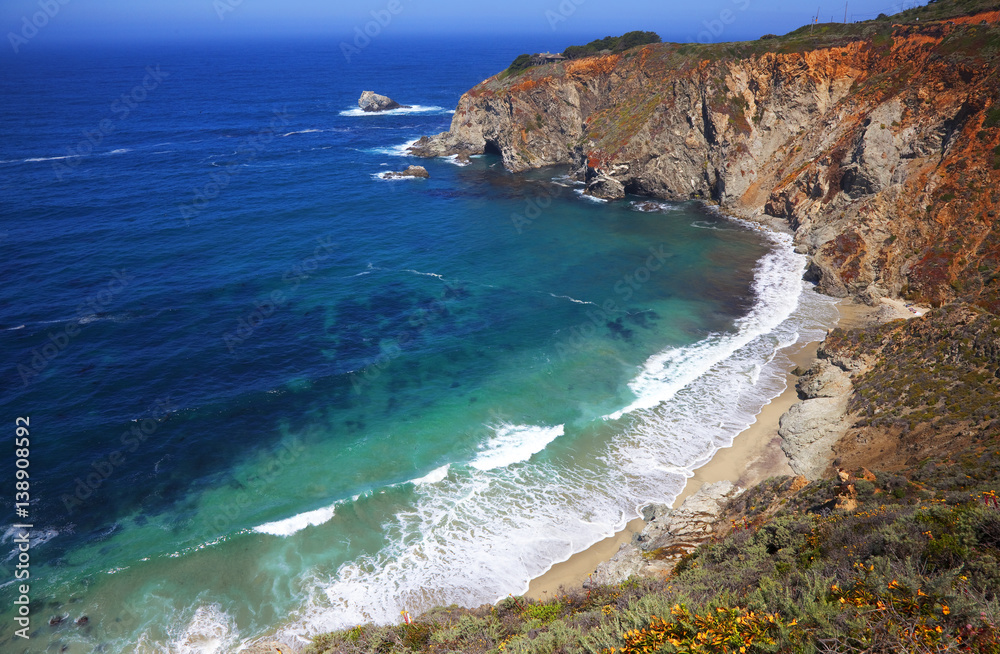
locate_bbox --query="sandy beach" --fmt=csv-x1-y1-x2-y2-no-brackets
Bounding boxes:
526,299,875,600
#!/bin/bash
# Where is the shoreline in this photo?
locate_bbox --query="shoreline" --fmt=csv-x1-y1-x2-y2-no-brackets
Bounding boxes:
525,299,875,600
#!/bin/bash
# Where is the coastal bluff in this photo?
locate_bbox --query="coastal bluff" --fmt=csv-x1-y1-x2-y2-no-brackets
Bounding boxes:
412,10,1000,313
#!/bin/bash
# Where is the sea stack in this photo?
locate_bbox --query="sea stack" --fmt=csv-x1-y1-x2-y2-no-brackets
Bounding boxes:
358,91,407,112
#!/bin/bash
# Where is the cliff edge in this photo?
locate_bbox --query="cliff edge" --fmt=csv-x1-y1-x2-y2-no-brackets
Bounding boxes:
413,5,1000,310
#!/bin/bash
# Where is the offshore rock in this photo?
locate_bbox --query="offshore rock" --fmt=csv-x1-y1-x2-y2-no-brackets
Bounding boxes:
383,165,430,179
358,90,406,112
585,174,626,200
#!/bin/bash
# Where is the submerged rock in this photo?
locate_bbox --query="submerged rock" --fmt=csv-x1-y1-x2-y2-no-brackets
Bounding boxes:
358,90,407,112
382,165,430,179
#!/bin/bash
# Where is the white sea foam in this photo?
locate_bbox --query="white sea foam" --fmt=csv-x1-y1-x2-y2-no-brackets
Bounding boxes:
630,200,680,212
402,269,445,280
373,171,418,181
280,129,325,137
548,293,597,306
168,605,240,654
605,229,806,422
339,105,453,117
573,188,608,203
23,154,81,163
2,526,59,561
470,424,564,471
551,174,585,187
367,138,420,157
410,464,450,486
265,265,840,647
159,215,836,653
252,502,339,537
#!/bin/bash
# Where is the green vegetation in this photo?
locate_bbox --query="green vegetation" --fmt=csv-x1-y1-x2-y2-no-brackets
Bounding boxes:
562,31,662,59
500,32,661,79
985,106,1000,129
827,306,1000,433
501,54,535,80
305,468,1000,654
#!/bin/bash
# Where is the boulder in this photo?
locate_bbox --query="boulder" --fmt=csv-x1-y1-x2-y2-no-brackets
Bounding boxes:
358,91,407,112
383,165,430,179
408,133,481,160
585,175,625,200
797,360,852,399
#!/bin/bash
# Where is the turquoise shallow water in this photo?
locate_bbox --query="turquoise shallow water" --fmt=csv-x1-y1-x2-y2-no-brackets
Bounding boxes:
0,37,840,652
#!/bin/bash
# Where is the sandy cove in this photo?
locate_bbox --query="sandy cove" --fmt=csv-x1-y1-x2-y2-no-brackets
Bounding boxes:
525,299,886,600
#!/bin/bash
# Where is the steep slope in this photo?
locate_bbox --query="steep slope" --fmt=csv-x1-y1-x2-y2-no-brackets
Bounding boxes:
412,7,1000,310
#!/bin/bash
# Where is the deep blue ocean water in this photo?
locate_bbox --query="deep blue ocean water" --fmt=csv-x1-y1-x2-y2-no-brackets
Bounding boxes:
0,37,839,652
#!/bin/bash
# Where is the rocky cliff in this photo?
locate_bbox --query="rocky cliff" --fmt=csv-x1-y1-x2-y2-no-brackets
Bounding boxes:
413,5,1000,310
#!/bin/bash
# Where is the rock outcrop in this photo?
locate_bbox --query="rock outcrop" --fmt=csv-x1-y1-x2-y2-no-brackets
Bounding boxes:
585,173,625,200
412,13,1000,311
358,91,407,112
779,360,854,479
382,165,430,179
587,481,744,585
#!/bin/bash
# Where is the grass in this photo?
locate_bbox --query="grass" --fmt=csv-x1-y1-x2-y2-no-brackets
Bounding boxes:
305,470,1000,654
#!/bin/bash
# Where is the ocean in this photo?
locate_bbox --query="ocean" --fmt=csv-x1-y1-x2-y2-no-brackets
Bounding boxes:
0,36,839,652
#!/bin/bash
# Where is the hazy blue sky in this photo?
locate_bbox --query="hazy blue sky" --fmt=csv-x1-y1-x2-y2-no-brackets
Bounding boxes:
2,0,928,46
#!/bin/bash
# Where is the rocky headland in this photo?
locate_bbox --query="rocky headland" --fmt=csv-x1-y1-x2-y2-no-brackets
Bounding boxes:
411,5,1000,311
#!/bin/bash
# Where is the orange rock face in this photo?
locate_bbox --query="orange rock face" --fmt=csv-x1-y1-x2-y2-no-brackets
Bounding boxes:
419,14,1000,308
